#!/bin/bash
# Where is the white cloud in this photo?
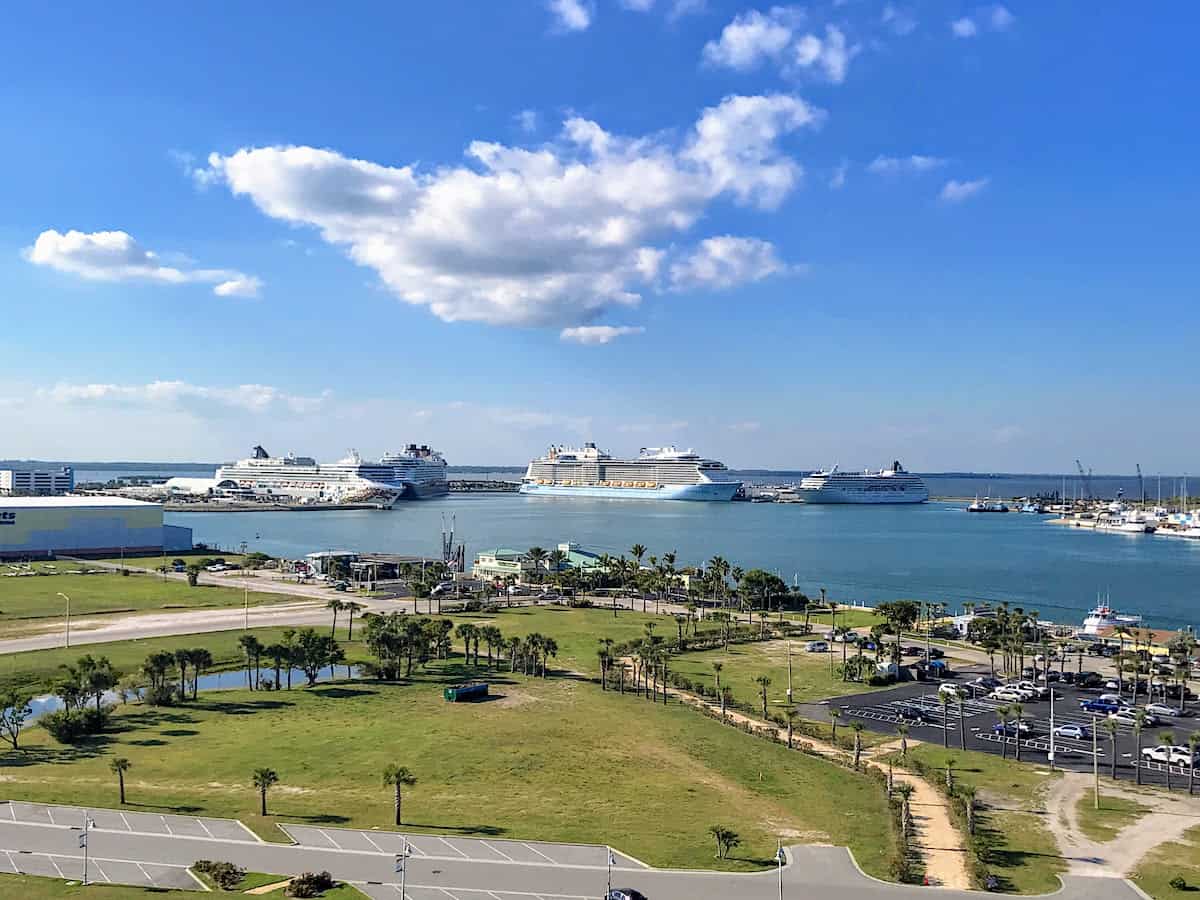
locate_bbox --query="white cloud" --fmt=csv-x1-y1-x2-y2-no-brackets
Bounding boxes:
702,8,801,70
829,160,849,189
950,17,977,37
705,11,859,85
23,229,261,298
668,0,706,20
560,325,646,345
669,235,791,290
620,0,655,9
881,4,917,36
866,154,948,175
939,177,990,202
38,380,329,416
198,93,820,329
989,5,1015,30
514,109,539,133
547,0,591,31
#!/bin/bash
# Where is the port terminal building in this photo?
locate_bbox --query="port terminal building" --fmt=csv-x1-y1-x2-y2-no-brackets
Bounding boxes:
0,496,192,560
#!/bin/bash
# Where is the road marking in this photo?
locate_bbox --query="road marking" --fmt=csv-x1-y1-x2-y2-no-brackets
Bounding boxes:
522,843,558,864
437,837,470,858
186,865,213,892
487,891,503,900
480,840,514,861
47,855,66,878
160,815,174,835
136,861,154,882
235,818,265,843
91,859,112,882
44,807,57,825
1,803,13,822
320,829,344,849
120,812,133,831
362,832,386,852
2,849,17,873
196,818,215,838
437,889,463,900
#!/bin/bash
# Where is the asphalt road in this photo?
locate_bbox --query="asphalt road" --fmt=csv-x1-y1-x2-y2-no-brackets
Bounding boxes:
0,800,1146,899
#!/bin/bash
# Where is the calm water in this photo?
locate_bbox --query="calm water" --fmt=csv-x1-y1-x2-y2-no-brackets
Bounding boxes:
172,495,1200,632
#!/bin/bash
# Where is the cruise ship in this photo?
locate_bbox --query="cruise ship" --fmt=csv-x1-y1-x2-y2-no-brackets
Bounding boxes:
785,461,929,504
214,446,403,508
379,444,449,498
520,444,740,501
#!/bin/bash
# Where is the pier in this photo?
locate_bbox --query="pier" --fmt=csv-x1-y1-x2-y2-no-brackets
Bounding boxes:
448,479,519,492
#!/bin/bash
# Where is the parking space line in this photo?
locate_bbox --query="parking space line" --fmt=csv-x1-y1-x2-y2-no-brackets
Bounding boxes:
437,837,470,858
136,861,154,882
487,891,504,900
320,829,344,850
236,818,265,843
119,812,133,831
196,818,215,838
47,855,66,878
437,890,462,900
91,859,112,882
522,843,558,864
44,807,57,825
362,832,386,853
480,840,514,861
160,815,174,835
4,850,17,873
1,803,13,822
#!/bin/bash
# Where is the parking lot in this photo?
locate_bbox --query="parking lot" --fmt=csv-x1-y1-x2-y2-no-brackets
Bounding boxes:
822,670,1200,787
0,800,259,843
0,845,199,889
282,824,647,869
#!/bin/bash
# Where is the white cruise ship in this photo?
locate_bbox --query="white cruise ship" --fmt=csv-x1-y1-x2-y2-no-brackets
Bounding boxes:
520,443,740,501
214,446,403,508
379,444,449,498
787,461,929,504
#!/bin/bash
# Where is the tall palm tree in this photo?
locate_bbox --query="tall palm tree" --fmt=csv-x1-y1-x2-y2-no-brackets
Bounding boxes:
1102,717,1120,779
188,648,213,700
1011,703,1025,761
382,764,417,826
896,722,910,759
265,644,288,691
281,629,297,690
110,757,131,805
995,705,1011,760
527,547,547,583
173,649,190,702
1133,710,1147,785
238,634,264,690
785,708,797,749
944,756,956,791
342,601,366,640
939,692,951,748
326,598,343,638
252,767,278,816
960,784,977,835
1160,731,1176,791
957,695,968,750
1189,733,1200,796
829,707,842,742
755,674,772,718
711,661,723,697
850,721,865,769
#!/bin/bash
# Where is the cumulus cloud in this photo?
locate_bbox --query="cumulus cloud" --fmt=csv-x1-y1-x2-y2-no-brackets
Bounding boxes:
951,5,1013,38
197,93,820,329
560,325,646,345
668,0,706,19
669,236,790,290
829,160,849,189
514,109,539,133
866,154,947,175
704,10,859,84
881,4,917,36
23,229,261,298
547,0,591,31
39,380,329,416
939,177,990,202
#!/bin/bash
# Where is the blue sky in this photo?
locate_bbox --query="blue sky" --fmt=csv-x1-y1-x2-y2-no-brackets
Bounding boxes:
2,2,1197,471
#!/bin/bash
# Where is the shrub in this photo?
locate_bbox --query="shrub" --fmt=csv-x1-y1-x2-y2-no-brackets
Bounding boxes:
193,860,245,890
145,684,177,707
41,707,108,743
287,871,336,897
1169,876,1188,891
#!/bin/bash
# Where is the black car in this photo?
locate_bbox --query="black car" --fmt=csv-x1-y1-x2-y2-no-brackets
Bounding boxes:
1044,670,1061,682
608,890,648,900
1060,671,1077,684
901,645,924,656
921,647,945,660
896,705,932,724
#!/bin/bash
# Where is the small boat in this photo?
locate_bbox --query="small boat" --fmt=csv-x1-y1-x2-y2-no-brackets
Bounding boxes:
967,495,1009,512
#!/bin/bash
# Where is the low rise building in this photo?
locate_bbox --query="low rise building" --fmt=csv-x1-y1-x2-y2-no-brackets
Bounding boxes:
0,496,191,559
472,548,537,582
0,466,74,495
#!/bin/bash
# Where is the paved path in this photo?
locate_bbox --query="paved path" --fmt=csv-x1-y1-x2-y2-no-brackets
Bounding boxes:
0,800,1145,900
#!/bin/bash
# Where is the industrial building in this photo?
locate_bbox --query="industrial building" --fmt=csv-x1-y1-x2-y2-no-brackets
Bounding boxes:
0,466,74,495
0,496,192,559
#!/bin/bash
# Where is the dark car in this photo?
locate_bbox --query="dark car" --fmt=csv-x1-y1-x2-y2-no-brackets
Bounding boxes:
896,706,932,724
1080,698,1121,713
992,720,1031,736
608,890,648,900
1060,671,1078,684
901,645,924,656
920,647,945,659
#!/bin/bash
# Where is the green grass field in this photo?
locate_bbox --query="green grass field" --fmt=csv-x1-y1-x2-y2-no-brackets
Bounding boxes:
0,871,366,898
900,745,1064,894
0,660,895,874
86,552,250,569
802,608,884,630
0,566,293,631
1132,824,1200,899
1075,794,1149,842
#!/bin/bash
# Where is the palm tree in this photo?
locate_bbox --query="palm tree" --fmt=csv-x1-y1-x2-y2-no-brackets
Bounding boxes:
173,649,190,701
850,721,865,769
188,647,213,700
755,674,772,718
238,634,264,690
1160,731,1176,791
895,782,915,836
1011,703,1025,761
382,764,417,826
1189,733,1200,795
326,598,343,638
265,643,288,691
281,629,297,690
995,705,1011,760
957,695,968,750
711,661,723,698
896,722,910,759
527,547,547,583
785,708,797,749
829,707,842,742
252,767,278,816
960,784,977,835
939,692,951,747
944,756,956,792
110,757,131,804
1102,717,1120,779
1133,710,1147,785
342,601,366,640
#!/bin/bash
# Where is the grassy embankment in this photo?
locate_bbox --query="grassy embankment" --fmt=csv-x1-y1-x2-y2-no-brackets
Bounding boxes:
0,657,895,873
1132,825,1200,899
0,871,365,898
899,744,1065,894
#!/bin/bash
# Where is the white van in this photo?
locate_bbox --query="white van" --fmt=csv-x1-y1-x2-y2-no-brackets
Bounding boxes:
805,640,830,653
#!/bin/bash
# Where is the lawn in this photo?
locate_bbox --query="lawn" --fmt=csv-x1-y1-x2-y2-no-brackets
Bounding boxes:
803,608,884,630
669,637,896,709
899,745,1064,894
1131,824,1200,899
88,552,250,569
0,871,366,898
1074,793,1149,842
0,567,293,632
0,665,896,875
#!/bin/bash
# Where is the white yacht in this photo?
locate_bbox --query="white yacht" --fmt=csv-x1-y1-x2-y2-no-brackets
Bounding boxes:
1095,505,1157,534
214,446,403,508
788,461,929,504
379,444,449,498
520,443,739,501
1079,602,1142,635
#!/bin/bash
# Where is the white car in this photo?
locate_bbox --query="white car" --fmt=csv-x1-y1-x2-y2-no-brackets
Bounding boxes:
939,684,967,699
1139,745,1191,765
1014,681,1049,699
1141,745,1172,763
991,688,1030,702
1098,693,1123,704
1145,702,1183,717
805,641,830,653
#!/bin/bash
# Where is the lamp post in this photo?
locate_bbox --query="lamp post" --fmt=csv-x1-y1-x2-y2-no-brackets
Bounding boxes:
1048,688,1056,771
80,810,94,884
244,584,249,631
776,841,786,900
57,592,71,648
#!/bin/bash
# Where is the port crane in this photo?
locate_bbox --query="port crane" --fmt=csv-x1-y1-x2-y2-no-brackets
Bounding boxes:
1075,459,1094,500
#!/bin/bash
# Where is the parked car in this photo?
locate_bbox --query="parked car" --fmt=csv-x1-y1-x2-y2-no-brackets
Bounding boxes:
1078,672,1106,688
992,720,1032,736
1043,670,1061,682
1098,693,1123,704
991,688,1032,702
1141,745,1172,763
1145,702,1183,718
901,645,924,656
1109,709,1158,727
972,676,1002,690
1104,679,1120,691
804,641,830,653
920,647,945,659
608,890,648,900
938,683,967,699
832,631,858,643
1014,680,1050,699
1080,698,1121,714
1053,724,1091,740
896,706,932,724
431,581,456,596
1060,671,1078,684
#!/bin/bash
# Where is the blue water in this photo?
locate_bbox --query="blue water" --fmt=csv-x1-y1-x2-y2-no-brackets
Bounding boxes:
171,495,1200,632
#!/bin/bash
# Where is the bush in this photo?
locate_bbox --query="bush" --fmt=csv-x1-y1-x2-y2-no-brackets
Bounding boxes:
287,871,336,897
1169,876,1188,891
193,860,245,890
145,684,178,707
41,707,109,743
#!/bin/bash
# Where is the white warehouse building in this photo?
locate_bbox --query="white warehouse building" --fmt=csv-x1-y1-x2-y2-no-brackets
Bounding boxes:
0,496,193,559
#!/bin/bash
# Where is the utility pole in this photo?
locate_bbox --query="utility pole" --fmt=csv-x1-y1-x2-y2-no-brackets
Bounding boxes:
776,841,785,900
57,593,71,648
607,846,614,899
786,641,793,705
244,584,250,631
396,836,410,899
1048,689,1056,771
80,811,94,884
1092,715,1100,809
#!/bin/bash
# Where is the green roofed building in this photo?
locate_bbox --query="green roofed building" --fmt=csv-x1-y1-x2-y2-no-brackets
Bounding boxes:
471,548,535,581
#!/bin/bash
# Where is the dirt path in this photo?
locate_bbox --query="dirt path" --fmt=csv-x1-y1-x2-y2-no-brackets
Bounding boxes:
1046,770,1200,877
618,663,971,889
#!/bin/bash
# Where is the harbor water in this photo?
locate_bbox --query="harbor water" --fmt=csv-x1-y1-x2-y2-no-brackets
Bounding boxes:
172,494,1200,632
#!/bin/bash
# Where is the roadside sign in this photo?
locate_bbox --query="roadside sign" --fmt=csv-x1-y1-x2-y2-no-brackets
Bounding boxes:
394,855,405,874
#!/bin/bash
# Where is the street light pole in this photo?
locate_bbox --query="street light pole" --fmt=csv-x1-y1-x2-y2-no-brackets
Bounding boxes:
1048,688,1056,771
80,810,93,885
244,584,249,631
1092,715,1100,809
776,840,785,900
57,592,71,648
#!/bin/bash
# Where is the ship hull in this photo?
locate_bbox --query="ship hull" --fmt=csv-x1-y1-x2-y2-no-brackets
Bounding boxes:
519,481,739,501
793,488,928,504
399,479,450,499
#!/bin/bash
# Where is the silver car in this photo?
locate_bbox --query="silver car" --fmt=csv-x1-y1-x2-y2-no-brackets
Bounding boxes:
1145,702,1183,717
